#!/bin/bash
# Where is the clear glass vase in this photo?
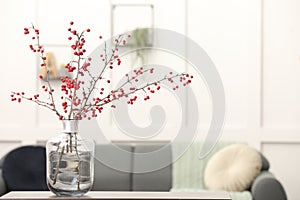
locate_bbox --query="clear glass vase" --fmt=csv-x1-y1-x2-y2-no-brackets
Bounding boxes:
46,120,94,196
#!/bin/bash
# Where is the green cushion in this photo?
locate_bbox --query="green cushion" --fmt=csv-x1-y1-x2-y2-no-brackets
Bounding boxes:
172,141,236,190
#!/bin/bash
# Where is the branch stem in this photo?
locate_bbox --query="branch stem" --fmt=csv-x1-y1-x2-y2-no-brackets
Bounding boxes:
53,146,65,185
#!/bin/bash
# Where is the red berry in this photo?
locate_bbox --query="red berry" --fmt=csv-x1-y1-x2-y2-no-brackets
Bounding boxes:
70,21,74,25
107,80,111,83
39,75,43,79
68,37,72,40
87,29,91,32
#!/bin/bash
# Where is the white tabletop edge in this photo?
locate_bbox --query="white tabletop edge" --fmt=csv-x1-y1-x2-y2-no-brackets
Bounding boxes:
1,191,231,200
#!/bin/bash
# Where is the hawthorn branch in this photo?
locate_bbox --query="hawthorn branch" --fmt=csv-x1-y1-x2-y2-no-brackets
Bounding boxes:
100,73,186,106
77,35,124,115
68,31,86,119
12,92,60,117
32,25,59,117
80,72,187,115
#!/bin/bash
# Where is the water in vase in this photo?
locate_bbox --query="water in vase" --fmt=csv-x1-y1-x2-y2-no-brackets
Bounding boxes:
47,150,94,196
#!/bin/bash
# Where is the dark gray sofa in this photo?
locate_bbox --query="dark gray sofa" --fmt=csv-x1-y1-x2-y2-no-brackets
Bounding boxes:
0,142,287,200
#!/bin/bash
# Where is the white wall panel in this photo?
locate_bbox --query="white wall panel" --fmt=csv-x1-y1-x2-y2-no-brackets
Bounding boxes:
0,0,37,127
188,0,261,129
263,0,300,128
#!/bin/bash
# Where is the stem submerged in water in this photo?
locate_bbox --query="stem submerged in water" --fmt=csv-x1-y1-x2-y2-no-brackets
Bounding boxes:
75,134,81,190
77,160,81,190
53,146,65,185
52,133,82,191
69,133,73,153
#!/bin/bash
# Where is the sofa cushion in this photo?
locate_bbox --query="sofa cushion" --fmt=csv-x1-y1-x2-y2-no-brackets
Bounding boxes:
0,169,7,196
260,153,270,171
2,146,48,191
132,144,172,191
204,144,262,192
92,144,132,191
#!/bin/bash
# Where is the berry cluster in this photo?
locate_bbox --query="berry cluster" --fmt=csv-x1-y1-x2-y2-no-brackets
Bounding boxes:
11,22,193,121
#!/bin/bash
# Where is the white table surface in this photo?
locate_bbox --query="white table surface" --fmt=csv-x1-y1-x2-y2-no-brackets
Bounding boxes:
0,191,231,200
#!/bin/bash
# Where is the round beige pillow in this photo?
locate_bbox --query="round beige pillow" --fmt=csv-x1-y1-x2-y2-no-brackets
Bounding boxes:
204,144,262,192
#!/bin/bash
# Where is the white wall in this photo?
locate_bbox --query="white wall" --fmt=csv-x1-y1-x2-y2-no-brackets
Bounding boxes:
0,0,300,199
261,0,300,199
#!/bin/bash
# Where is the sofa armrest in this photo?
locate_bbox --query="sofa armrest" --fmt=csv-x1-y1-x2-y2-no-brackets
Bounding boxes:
251,171,287,200
0,169,7,196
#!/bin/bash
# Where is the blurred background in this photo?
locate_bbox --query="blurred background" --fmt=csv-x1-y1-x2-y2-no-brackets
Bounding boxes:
0,0,300,199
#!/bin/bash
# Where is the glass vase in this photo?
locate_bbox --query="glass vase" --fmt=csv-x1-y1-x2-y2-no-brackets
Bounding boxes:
46,120,94,196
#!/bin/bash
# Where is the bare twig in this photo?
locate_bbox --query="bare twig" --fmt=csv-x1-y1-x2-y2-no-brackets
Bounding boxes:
53,146,65,185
